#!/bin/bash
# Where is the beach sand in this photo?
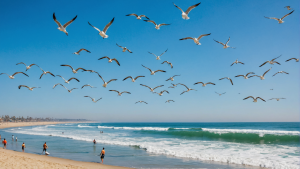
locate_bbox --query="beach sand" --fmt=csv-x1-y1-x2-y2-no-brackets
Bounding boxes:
0,122,132,169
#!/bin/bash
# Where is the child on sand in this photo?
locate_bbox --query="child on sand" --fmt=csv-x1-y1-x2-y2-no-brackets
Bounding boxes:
2,139,7,149
22,142,25,152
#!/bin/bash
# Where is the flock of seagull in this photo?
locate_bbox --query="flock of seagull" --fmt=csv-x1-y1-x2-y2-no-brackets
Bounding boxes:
1,3,299,104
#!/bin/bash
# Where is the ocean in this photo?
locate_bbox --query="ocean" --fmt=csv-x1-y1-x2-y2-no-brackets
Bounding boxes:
1,122,299,169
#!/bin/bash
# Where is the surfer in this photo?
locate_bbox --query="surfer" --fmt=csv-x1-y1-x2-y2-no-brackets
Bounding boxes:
93,139,96,144
42,142,48,155
100,147,105,164
22,142,25,152
2,139,7,149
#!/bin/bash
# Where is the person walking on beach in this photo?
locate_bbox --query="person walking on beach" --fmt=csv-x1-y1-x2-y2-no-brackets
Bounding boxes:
2,139,7,149
22,142,25,152
42,142,48,154
100,147,105,164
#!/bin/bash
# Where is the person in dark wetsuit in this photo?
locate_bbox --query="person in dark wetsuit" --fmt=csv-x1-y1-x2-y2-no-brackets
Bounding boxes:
100,147,105,164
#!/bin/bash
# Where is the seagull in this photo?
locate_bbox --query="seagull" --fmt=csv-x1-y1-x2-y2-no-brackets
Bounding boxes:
53,13,77,36
140,84,164,92
109,90,131,96
165,100,175,103
219,77,233,85
53,83,77,93
173,2,201,20
194,82,215,87
0,72,29,79
56,75,80,84
96,72,117,88
126,14,149,20
284,6,293,10
214,37,235,49
88,18,114,39
161,61,173,68
248,68,272,80
154,90,169,96
81,84,97,89
142,65,166,75
231,59,244,66
144,20,170,30
215,92,226,96
179,33,211,45
60,65,86,74
273,71,289,77
264,10,294,24
38,67,55,79
166,75,180,81
135,101,148,104
243,96,266,102
169,83,179,88
269,98,286,101
73,49,91,55
18,85,40,91
116,43,132,53
259,55,281,67
123,76,145,82
148,49,168,60
83,69,97,73
84,96,102,103
285,58,299,62
178,83,197,95
98,56,120,66
16,62,38,71
235,72,255,79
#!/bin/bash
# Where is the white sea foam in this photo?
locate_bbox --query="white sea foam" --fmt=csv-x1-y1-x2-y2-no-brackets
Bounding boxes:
98,126,178,131
202,128,300,137
78,125,94,128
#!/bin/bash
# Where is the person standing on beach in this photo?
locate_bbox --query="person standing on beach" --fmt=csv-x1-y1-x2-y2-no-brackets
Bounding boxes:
100,147,105,164
2,139,7,149
42,142,48,154
22,142,25,152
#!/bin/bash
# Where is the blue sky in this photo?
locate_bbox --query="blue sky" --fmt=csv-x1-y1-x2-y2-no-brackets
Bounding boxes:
0,0,299,122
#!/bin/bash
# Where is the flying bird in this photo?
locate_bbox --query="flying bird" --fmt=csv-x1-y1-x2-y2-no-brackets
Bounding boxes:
60,65,86,74
259,55,281,67
214,37,235,49
248,68,272,80
179,33,211,45
144,20,170,30
194,82,215,87
109,90,131,96
235,72,255,79
269,98,286,101
81,84,97,89
88,18,114,39
243,96,266,102
96,72,117,88
219,77,233,85
83,69,97,73
284,6,293,10
39,67,55,79
264,10,294,24
161,61,173,68
140,84,164,92
178,83,197,95
215,92,226,96
165,100,175,103
16,62,38,71
173,2,201,20
273,71,289,77
126,14,149,20
123,76,145,82
135,101,148,104
98,56,120,66
18,85,40,91
73,49,91,55
53,83,77,93
53,13,77,36
168,83,179,88
142,65,166,75
166,75,180,81
231,59,244,66
285,58,299,62
116,44,132,53
0,72,29,79
148,49,168,60
84,96,102,103
56,75,79,84
154,90,169,96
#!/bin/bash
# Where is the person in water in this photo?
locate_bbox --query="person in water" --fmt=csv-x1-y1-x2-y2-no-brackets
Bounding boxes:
15,137,17,141
100,147,105,164
22,142,25,152
2,139,7,149
93,139,96,144
42,142,48,154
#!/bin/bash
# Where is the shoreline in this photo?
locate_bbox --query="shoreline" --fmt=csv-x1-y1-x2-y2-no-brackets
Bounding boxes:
0,122,132,169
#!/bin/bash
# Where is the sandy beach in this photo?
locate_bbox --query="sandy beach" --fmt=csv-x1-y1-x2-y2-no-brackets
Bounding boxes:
0,122,132,169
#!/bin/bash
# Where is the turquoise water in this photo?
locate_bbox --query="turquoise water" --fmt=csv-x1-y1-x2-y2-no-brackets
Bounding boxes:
1,122,299,168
